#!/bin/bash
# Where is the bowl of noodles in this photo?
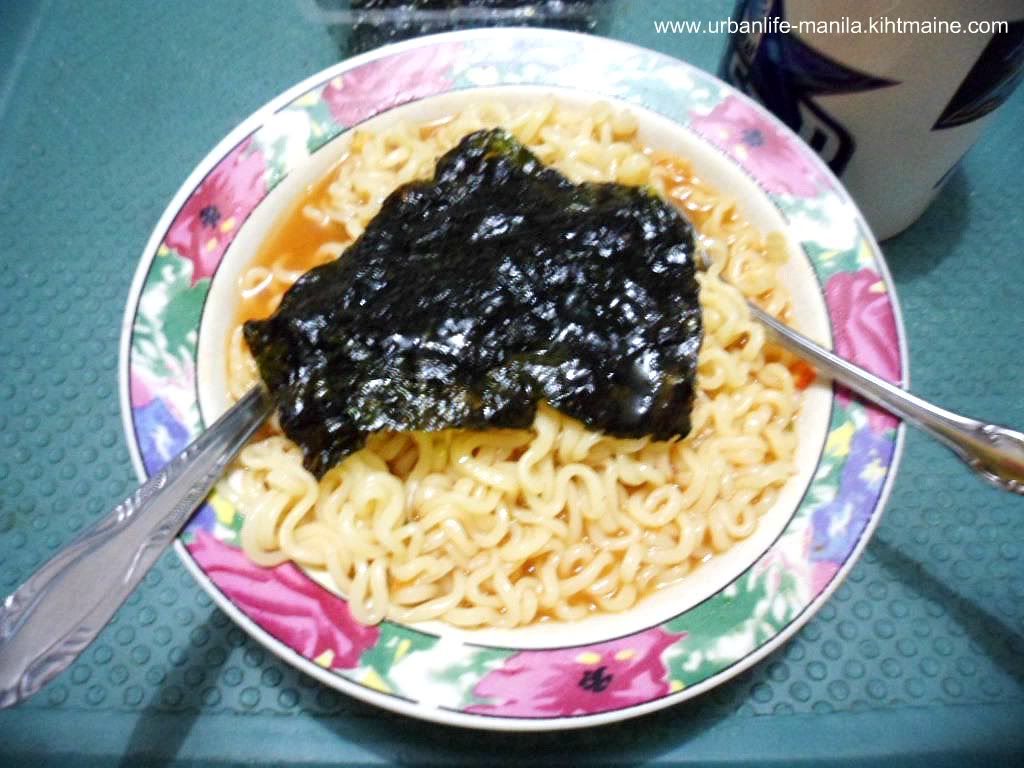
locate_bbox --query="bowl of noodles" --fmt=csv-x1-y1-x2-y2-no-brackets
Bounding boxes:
121,29,906,730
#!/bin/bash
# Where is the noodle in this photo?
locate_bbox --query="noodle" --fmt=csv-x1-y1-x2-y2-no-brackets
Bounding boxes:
219,101,800,628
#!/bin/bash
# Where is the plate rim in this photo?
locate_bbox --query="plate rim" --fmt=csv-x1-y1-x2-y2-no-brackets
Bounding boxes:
118,26,909,731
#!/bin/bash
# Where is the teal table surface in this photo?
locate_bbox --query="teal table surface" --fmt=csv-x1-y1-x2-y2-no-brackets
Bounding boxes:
1,1,1022,765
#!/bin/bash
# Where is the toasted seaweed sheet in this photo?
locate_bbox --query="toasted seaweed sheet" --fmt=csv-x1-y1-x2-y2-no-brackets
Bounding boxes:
244,129,703,477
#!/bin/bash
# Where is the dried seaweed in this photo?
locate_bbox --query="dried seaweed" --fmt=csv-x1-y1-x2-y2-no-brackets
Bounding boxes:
244,129,702,477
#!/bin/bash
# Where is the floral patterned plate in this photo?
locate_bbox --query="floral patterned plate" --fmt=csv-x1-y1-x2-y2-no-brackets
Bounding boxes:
119,29,906,730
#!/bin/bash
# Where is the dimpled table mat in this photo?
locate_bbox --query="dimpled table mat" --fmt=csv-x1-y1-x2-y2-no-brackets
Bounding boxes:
0,1,1021,765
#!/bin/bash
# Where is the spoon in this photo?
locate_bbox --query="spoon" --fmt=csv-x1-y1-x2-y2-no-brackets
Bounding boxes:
0,386,272,708
2,295,1023,709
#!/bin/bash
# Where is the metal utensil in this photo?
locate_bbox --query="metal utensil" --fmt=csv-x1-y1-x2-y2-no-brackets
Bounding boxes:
2,274,1022,710
0,386,272,708
691,243,1024,493
748,303,1024,494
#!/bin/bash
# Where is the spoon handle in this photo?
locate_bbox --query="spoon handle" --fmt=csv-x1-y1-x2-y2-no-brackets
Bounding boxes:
750,304,1024,494
0,387,272,708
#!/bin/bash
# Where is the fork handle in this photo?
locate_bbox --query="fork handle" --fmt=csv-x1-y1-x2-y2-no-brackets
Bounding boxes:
0,387,272,708
750,304,1024,493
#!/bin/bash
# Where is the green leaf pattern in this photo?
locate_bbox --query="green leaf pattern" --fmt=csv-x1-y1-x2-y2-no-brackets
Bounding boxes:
124,33,899,721
131,248,207,435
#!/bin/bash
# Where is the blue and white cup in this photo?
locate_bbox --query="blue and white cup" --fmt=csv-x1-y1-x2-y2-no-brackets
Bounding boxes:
721,0,1024,239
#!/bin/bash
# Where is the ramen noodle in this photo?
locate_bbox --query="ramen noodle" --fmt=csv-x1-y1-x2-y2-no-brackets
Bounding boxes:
218,101,800,628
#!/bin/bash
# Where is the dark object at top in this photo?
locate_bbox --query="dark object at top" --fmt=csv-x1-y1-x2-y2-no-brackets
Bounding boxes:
244,129,703,477
340,1,606,55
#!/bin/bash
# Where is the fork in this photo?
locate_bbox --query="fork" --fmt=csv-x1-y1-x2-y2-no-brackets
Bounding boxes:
747,298,1024,495
2,269,1023,711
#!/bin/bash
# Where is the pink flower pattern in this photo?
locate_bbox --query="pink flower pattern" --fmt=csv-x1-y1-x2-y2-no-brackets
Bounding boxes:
826,269,902,432
468,628,682,717
165,137,267,285
188,531,379,669
322,45,459,127
129,370,155,408
811,560,841,597
689,95,825,197
125,36,902,718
